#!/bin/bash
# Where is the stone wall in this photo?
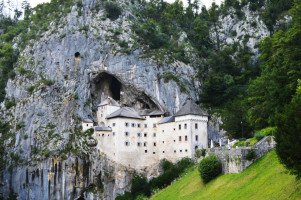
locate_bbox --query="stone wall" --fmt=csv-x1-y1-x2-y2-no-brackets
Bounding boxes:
207,137,275,174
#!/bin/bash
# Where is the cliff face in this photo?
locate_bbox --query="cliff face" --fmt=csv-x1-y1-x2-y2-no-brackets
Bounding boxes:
0,0,198,199
0,0,273,199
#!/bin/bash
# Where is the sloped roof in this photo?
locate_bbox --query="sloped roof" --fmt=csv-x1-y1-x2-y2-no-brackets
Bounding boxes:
139,109,164,116
94,126,112,131
82,119,93,123
158,116,175,124
174,98,208,117
98,97,120,107
106,107,145,120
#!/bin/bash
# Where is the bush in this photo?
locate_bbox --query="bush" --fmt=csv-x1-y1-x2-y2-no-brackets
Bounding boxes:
131,176,151,198
105,2,122,20
255,134,264,141
44,150,50,158
246,149,256,161
5,99,16,109
27,85,36,94
198,155,222,183
16,122,25,130
115,192,133,200
201,149,207,157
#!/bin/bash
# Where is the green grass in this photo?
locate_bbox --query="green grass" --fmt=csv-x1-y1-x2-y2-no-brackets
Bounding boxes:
151,151,301,200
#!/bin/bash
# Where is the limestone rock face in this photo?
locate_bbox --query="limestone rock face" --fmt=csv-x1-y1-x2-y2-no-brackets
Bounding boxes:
0,1,198,199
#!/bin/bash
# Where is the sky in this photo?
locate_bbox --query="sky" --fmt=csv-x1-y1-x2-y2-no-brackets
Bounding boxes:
11,0,222,9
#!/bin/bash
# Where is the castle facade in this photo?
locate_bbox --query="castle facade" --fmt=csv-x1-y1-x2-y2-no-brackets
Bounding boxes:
82,97,208,169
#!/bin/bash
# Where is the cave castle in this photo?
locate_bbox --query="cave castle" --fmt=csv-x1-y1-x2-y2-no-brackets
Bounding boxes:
82,97,209,169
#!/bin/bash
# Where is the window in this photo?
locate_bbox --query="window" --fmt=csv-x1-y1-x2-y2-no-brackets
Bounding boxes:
102,134,104,137
86,124,88,126
131,123,135,127
174,140,176,142
112,123,116,127
153,133,156,137
179,136,182,141
179,124,181,130
195,135,198,141
163,151,165,153
137,124,141,128
174,150,176,153
153,124,157,128
144,124,147,128
185,149,188,152
145,150,148,153
180,150,182,152
125,122,129,127
101,114,103,117
173,128,175,131
154,142,156,147
144,142,147,147
125,141,130,146
153,152,156,154
137,142,141,147
113,132,115,136
144,133,147,137
195,123,198,129
99,134,100,136
125,132,129,136
162,130,164,132
137,133,141,137
185,135,188,141
184,124,187,129
162,141,165,143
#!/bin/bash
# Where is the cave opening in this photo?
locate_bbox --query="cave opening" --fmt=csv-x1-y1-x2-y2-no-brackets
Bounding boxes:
91,72,122,106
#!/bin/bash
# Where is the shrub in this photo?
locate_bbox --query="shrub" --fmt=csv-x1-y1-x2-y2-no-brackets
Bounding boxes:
44,150,50,158
201,149,207,157
255,134,264,141
195,149,202,158
16,122,25,130
5,99,16,109
162,159,173,171
198,155,222,183
246,149,256,161
104,2,122,20
27,85,36,94
131,176,151,198
115,192,133,200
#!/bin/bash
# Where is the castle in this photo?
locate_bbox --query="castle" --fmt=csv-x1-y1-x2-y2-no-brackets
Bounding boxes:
82,97,209,169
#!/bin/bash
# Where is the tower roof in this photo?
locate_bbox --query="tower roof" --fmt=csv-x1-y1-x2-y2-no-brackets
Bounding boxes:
98,97,120,107
174,98,208,117
106,107,145,120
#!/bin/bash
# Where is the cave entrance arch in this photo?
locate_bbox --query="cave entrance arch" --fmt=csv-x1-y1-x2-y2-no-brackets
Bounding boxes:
91,72,122,106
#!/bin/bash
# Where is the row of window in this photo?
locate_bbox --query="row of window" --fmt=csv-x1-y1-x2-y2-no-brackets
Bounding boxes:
98,133,199,142
178,123,199,130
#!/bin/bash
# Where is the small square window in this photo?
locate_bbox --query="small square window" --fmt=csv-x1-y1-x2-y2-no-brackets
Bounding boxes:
113,132,115,136
131,123,135,127
145,150,148,153
137,142,141,146
162,141,165,143
184,124,187,129
154,142,156,147
179,124,181,130
125,132,129,136
113,123,116,127
162,130,164,132
125,122,129,127
137,133,141,137
163,151,165,153
180,150,182,152
125,141,130,146
196,135,198,141
179,136,182,141
153,152,156,154
174,140,176,142
185,149,188,152
153,124,157,128
173,128,175,131
174,150,176,153
145,124,147,128
144,142,147,147
102,134,104,137
86,124,88,126
185,135,188,141
195,123,198,129
153,133,156,137
137,124,141,128
144,133,147,137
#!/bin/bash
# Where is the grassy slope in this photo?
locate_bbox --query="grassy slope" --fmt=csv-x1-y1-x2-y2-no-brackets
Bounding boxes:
151,151,301,200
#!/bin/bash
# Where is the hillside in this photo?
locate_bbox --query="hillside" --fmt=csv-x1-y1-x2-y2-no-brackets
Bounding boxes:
151,151,301,200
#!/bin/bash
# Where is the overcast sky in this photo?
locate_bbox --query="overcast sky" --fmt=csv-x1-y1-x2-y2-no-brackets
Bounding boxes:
12,0,222,9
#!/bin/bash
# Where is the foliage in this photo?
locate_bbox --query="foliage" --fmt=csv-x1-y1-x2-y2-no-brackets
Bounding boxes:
198,155,222,183
104,2,122,21
44,150,50,157
201,149,206,157
131,176,151,198
275,79,301,178
151,151,301,200
16,122,25,130
255,134,264,141
246,149,256,161
5,99,16,109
